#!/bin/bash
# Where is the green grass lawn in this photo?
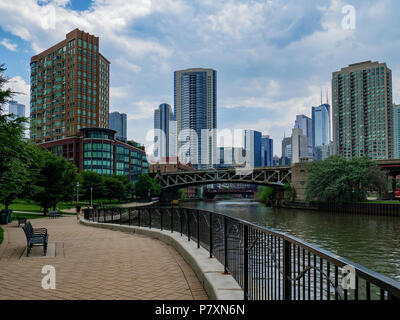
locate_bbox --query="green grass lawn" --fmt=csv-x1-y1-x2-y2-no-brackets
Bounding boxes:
0,199,131,214
0,226,3,245
12,213,46,220
362,200,400,204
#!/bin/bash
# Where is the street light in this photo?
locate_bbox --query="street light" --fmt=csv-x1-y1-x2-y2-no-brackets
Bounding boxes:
90,187,93,208
76,182,80,219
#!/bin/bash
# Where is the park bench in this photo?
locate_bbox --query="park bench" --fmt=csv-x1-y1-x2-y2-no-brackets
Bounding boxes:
49,210,61,218
17,217,26,227
22,221,48,256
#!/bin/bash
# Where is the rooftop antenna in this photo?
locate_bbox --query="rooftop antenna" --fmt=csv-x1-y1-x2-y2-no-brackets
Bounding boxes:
320,87,323,105
326,89,329,105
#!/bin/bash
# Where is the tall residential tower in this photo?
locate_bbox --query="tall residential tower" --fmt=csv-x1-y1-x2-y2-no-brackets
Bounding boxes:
30,28,110,143
332,61,393,160
174,68,217,169
109,111,127,142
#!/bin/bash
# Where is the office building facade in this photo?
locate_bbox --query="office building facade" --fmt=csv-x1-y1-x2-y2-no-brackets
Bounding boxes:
154,103,175,159
109,111,127,142
8,100,25,118
312,103,331,160
39,128,148,183
291,128,308,164
294,114,313,157
261,135,273,167
394,104,400,159
30,29,110,143
332,61,393,160
281,137,292,165
243,129,262,168
174,68,217,169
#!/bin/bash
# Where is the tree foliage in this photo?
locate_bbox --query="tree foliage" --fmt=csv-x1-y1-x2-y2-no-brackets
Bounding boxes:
134,174,161,199
257,186,274,202
306,156,387,204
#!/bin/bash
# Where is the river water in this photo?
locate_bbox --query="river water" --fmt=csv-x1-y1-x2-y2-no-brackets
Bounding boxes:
184,199,400,282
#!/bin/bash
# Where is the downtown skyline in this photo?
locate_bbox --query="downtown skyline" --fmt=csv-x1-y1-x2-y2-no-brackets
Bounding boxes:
1,0,400,157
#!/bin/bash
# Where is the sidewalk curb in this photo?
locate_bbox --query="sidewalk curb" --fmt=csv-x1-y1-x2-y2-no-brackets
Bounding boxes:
80,219,244,300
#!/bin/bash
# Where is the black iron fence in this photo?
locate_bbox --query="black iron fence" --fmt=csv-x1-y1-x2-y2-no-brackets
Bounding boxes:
84,205,400,301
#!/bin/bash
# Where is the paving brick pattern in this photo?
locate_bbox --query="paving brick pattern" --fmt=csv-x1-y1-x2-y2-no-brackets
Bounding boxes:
0,217,208,300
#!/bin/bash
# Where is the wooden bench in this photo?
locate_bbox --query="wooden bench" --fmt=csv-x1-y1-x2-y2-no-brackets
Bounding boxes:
17,217,26,227
49,210,61,218
22,221,48,256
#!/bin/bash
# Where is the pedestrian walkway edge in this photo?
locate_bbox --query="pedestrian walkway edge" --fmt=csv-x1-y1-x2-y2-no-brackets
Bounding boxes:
80,219,244,300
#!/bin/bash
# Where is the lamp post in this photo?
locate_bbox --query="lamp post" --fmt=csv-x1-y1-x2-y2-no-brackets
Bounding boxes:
76,182,80,219
90,187,93,208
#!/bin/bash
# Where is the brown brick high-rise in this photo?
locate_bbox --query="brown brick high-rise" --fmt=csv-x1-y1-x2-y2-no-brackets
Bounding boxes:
30,28,110,143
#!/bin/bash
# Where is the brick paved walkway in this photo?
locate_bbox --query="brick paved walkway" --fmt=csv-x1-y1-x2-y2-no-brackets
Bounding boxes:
0,216,208,300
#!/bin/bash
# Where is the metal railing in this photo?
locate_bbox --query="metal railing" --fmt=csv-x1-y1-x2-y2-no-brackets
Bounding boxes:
84,205,400,301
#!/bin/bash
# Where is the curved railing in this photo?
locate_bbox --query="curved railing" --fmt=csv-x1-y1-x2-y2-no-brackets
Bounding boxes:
84,205,400,301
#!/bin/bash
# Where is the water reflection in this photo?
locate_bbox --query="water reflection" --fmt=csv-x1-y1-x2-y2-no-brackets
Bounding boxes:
184,200,400,282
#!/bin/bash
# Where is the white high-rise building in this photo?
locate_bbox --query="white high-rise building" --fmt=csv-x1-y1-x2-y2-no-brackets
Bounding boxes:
394,104,400,159
291,128,308,164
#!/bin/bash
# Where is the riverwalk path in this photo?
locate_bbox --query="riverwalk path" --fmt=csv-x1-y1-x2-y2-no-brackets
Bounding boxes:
0,215,208,300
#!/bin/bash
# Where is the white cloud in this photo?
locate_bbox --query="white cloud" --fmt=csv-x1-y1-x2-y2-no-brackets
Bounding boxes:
0,38,18,51
6,76,30,116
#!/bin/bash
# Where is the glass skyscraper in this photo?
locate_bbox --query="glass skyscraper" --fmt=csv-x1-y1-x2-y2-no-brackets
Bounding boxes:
261,135,273,167
174,68,217,169
153,103,175,159
294,115,313,157
109,111,127,142
332,61,393,160
312,104,331,160
243,130,262,168
394,104,400,159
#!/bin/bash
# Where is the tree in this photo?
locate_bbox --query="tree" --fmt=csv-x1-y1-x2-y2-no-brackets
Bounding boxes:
257,186,273,203
134,174,161,200
80,171,107,201
0,64,28,209
284,183,297,202
104,175,126,202
306,156,385,204
30,152,79,215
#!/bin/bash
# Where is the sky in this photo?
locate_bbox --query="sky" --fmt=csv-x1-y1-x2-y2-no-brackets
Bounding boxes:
1,0,399,157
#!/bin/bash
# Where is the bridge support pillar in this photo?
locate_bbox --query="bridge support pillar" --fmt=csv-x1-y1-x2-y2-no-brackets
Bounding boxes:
160,189,179,204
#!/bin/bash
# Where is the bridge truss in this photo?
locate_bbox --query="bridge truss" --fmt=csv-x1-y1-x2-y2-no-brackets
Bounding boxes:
154,167,292,189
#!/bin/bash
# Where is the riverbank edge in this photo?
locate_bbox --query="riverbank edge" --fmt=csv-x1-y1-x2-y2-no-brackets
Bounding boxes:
79,218,244,300
273,201,400,217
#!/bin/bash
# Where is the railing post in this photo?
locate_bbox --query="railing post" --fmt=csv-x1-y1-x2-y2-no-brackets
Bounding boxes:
111,209,114,224
283,239,291,300
138,209,141,227
197,210,200,249
209,212,213,258
180,207,183,236
187,209,190,242
244,225,249,300
149,208,152,229
160,208,163,231
128,208,131,226
120,208,122,225
171,208,174,233
103,209,105,223
224,216,228,274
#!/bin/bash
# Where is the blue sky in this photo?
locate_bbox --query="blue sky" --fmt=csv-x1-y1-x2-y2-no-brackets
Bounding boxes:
1,0,399,156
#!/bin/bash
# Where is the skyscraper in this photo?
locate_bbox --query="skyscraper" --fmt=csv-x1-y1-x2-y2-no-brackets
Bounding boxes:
8,100,25,118
261,135,273,167
332,61,393,160
243,129,262,168
109,111,127,142
294,114,313,157
394,104,400,159
30,28,110,143
291,128,308,164
281,136,292,165
312,103,331,160
153,103,174,159
174,68,217,169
